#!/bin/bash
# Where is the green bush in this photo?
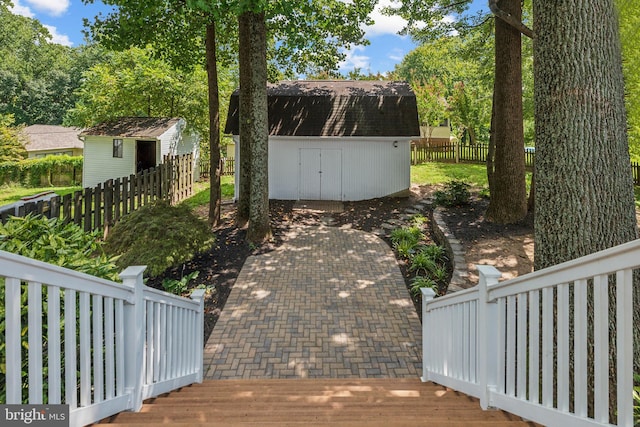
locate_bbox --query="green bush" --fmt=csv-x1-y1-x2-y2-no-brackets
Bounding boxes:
0,155,83,187
104,201,214,277
434,180,471,207
0,214,119,281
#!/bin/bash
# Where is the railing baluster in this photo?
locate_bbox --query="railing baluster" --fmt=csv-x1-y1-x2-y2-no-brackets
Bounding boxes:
593,274,609,423
516,293,527,399
153,302,161,382
105,297,115,400
115,299,125,397
64,289,77,408
616,268,634,427
528,289,540,404
542,287,554,408
6,278,22,404
506,295,516,397
48,286,62,404
146,300,154,384
160,304,168,381
573,279,588,417
28,281,43,404
93,294,104,403
79,291,91,407
557,284,570,412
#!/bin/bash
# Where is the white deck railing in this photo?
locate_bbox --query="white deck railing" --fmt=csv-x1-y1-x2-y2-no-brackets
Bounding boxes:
0,250,205,427
422,239,639,427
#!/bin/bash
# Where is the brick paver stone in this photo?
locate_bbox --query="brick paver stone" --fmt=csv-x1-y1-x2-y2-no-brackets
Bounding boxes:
203,225,422,379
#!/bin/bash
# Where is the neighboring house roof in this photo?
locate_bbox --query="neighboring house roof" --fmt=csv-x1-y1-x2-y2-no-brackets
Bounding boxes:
225,80,420,137
22,125,83,152
79,117,181,138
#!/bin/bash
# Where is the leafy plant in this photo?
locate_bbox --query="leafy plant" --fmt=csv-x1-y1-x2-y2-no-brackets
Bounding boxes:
410,214,428,226
410,276,438,296
421,244,446,261
409,250,439,276
433,180,471,207
390,226,423,246
104,200,214,277
0,214,119,281
162,270,199,295
394,239,417,259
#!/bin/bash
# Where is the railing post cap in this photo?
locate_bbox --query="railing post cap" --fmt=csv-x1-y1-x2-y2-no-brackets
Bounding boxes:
420,287,437,299
119,265,147,280
476,264,502,280
190,288,206,301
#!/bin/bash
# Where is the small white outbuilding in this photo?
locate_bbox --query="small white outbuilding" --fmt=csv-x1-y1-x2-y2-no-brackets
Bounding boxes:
80,117,199,188
224,80,421,201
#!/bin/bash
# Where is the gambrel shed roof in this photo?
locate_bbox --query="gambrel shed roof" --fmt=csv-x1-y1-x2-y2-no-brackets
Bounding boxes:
224,80,420,137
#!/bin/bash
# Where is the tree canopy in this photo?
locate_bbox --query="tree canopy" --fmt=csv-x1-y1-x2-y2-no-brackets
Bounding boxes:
0,2,102,125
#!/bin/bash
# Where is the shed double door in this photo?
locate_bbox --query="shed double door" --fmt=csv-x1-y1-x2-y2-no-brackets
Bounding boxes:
299,149,342,200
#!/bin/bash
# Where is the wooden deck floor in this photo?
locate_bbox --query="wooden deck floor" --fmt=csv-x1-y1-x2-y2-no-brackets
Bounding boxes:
101,378,537,426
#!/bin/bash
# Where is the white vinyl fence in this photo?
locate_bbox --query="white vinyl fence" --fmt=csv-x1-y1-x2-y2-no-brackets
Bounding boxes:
0,250,205,427
422,239,639,427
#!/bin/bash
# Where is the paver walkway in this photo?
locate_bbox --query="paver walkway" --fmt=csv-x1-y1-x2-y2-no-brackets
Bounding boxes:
203,225,422,379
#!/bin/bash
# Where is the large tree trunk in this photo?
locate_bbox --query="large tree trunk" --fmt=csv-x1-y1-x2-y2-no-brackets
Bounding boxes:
244,10,271,243
205,22,221,227
236,13,251,227
485,0,528,224
533,0,639,408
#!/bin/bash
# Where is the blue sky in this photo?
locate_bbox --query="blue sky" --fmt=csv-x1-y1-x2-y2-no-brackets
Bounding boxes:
8,0,487,75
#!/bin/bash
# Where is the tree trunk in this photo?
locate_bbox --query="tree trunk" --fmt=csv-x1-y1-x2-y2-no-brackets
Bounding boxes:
244,10,271,243
485,0,528,224
205,22,221,227
533,0,639,408
236,12,251,227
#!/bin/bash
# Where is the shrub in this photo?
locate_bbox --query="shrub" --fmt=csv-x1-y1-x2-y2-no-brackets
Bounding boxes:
104,201,214,277
434,180,471,207
0,214,119,281
162,270,200,295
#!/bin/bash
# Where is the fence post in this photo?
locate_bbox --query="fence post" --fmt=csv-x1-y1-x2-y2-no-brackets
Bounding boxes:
190,288,206,383
420,287,437,383
120,265,147,412
477,265,502,410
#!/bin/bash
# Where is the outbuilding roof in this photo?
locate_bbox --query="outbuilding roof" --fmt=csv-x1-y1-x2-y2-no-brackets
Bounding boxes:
80,117,181,138
22,125,83,151
225,80,420,137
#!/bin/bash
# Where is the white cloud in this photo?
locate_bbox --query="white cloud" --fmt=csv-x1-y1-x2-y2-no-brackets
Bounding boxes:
363,0,408,38
388,48,406,62
43,24,73,46
8,0,35,17
25,0,70,16
338,46,370,72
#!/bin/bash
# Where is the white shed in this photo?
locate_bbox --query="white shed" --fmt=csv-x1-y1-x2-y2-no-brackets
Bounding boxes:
80,117,199,188
225,81,420,201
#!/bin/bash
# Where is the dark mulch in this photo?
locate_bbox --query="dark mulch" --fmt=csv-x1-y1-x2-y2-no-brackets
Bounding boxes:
438,197,533,244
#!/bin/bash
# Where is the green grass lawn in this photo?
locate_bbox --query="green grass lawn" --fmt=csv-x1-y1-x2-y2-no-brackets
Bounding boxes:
0,184,82,206
411,162,489,187
180,175,234,210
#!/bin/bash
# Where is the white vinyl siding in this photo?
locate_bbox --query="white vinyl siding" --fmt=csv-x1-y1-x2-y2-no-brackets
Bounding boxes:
237,136,410,201
83,137,136,188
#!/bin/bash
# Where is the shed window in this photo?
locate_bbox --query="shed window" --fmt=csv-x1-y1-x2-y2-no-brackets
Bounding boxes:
113,139,123,158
